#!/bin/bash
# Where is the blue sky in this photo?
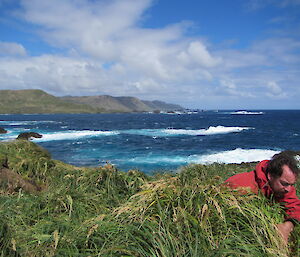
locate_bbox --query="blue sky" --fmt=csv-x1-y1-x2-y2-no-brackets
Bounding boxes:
0,0,299,109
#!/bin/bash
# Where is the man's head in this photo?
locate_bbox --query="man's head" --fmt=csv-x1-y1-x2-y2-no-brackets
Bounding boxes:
266,151,300,198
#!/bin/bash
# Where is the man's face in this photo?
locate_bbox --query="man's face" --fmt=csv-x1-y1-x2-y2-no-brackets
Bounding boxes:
268,165,297,199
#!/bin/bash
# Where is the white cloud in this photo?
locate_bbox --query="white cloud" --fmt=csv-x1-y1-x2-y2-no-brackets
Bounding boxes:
4,0,221,96
251,38,300,64
0,41,27,56
280,0,300,7
17,0,222,82
212,36,300,100
177,41,221,68
265,81,288,98
0,0,299,108
246,0,300,10
0,55,117,95
266,81,282,94
19,0,153,60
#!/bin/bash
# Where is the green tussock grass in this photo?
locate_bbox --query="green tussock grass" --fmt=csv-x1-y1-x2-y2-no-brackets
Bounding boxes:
0,140,299,256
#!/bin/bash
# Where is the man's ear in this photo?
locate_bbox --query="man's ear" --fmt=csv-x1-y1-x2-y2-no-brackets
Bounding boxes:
267,172,272,181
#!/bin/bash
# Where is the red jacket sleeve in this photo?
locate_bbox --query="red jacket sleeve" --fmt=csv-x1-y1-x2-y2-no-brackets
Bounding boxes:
224,171,258,194
278,187,300,223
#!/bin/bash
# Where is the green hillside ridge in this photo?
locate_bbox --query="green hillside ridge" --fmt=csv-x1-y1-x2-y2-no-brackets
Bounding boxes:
0,89,183,114
142,100,183,112
0,140,299,256
62,95,151,113
62,95,184,113
0,89,102,114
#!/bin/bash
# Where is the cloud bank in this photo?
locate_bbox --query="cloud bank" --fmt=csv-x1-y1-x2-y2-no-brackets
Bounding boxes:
0,0,299,108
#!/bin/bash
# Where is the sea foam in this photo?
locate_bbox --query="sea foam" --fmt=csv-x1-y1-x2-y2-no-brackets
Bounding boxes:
230,111,264,115
0,120,60,125
195,148,279,164
123,148,279,166
123,126,251,137
33,130,119,142
1,126,252,142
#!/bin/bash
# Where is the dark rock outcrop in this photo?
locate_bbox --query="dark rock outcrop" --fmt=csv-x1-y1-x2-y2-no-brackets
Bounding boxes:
0,127,7,134
17,132,42,140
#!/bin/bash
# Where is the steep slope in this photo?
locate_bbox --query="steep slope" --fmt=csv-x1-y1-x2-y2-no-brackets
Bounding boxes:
62,95,153,112
115,96,152,112
142,100,183,111
63,95,183,112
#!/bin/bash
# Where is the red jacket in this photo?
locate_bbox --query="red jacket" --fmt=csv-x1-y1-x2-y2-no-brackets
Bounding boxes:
225,160,300,223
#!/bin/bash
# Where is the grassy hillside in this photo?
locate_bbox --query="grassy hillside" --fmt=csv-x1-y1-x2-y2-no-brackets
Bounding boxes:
142,100,183,112
0,140,299,256
0,90,102,114
0,89,183,114
62,95,150,113
62,95,184,113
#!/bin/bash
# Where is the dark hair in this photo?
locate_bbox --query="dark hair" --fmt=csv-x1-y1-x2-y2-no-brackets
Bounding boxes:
266,150,300,178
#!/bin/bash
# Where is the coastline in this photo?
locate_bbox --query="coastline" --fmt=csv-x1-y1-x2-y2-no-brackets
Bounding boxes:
2,111,296,172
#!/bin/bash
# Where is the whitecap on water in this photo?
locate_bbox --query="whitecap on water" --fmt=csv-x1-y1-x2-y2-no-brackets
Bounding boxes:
194,148,279,164
32,130,119,142
123,126,252,137
0,120,61,125
123,148,279,166
230,111,264,115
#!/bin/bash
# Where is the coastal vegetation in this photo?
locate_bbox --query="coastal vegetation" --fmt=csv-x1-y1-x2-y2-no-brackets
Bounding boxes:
62,95,183,113
0,90,101,114
0,90,182,114
0,140,299,256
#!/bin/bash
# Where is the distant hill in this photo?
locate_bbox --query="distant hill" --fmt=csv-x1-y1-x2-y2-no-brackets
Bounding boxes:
0,89,183,114
142,100,183,112
62,95,183,113
0,89,102,114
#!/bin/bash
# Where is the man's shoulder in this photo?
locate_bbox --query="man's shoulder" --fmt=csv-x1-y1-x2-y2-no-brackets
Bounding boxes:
255,160,269,174
225,170,256,187
254,160,269,184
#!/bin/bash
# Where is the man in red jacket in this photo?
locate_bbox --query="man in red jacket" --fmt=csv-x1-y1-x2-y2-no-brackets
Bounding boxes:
225,150,300,243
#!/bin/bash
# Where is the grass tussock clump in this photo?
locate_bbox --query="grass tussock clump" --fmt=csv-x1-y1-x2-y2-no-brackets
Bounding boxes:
113,170,288,256
0,140,54,183
0,141,298,256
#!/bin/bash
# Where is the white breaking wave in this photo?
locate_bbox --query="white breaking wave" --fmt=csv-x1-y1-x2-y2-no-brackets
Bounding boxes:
124,148,279,166
0,120,60,125
0,121,30,126
194,148,279,164
124,126,252,137
230,111,264,115
0,128,30,141
192,126,251,135
33,130,119,142
162,126,251,136
0,134,18,141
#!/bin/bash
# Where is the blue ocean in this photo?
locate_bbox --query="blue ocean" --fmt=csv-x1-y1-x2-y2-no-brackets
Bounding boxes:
0,110,299,174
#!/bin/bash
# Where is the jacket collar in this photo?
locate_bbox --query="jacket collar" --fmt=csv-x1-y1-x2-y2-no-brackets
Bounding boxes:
254,160,273,197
